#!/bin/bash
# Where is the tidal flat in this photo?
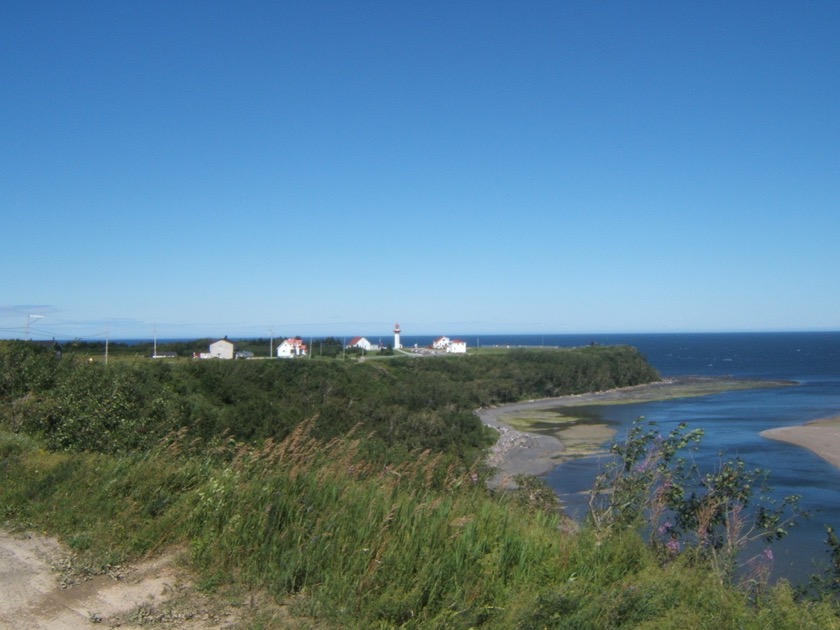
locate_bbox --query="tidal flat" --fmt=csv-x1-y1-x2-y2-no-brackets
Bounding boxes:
480,376,795,489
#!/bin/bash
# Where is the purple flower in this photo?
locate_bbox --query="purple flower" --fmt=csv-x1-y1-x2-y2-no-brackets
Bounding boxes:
763,548,774,561
658,521,673,535
666,539,681,554
633,456,653,473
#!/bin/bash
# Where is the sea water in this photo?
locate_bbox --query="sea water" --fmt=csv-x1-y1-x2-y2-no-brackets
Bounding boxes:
415,331,840,585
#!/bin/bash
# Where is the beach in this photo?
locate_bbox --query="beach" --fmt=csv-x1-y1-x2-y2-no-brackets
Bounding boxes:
761,416,840,469
480,376,796,489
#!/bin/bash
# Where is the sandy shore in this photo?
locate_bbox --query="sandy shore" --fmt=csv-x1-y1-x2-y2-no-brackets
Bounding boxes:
480,376,796,490
761,416,840,468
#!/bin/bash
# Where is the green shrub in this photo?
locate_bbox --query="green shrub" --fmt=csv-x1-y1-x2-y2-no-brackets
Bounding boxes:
590,418,804,586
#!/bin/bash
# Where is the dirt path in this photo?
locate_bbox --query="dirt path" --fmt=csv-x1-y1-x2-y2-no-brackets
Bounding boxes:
0,530,239,629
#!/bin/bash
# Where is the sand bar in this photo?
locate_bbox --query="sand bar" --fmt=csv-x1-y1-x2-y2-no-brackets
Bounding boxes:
481,376,796,489
761,416,840,469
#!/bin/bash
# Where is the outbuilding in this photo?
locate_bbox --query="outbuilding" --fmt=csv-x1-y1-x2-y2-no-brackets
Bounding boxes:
208,338,235,360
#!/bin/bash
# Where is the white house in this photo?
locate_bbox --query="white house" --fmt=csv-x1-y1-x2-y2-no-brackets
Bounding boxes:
277,337,307,358
447,339,467,354
432,336,450,350
347,336,372,351
207,338,235,360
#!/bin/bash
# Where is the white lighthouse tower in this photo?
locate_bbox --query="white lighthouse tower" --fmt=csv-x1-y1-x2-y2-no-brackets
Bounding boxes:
393,322,402,350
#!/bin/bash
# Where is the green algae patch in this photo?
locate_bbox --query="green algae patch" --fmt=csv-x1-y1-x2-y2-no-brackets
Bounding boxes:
502,410,588,430
500,409,615,459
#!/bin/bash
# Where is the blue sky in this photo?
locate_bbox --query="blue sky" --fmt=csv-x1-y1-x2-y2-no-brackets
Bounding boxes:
2,1,838,340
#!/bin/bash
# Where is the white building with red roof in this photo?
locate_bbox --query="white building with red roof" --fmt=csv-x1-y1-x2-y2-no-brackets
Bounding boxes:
347,336,372,351
432,336,450,350
447,339,467,354
277,337,307,358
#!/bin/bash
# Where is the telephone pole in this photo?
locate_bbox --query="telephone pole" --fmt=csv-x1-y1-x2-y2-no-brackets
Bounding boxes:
25,314,44,340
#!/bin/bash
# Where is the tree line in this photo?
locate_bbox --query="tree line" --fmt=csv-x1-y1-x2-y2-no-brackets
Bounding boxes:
0,340,660,463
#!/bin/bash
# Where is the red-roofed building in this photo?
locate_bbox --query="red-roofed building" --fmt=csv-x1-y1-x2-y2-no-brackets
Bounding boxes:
447,339,467,354
347,336,372,351
277,337,307,358
432,336,450,350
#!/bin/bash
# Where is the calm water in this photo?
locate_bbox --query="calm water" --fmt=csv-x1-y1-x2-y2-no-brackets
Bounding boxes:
437,332,840,584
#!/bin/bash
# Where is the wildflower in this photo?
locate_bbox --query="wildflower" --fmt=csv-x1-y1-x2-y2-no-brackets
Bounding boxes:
658,521,673,535
633,458,652,474
763,548,774,561
666,538,681,555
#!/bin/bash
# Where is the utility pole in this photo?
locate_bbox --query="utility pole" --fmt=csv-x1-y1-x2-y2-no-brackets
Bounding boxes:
25,314,44,340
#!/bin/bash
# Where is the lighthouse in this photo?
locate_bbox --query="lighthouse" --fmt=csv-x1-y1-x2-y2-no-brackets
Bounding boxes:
393,322,402,350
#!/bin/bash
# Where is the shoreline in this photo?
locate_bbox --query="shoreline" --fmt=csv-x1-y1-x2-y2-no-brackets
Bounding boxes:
481,376,797,489
761,416,840,469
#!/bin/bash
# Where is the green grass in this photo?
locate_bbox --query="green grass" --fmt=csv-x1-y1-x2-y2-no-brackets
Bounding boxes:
3,425,840,628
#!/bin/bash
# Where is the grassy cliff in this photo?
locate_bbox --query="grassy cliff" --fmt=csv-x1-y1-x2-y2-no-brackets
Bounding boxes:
2,341,838,628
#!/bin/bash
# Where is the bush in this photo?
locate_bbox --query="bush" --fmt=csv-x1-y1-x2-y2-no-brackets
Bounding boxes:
589,418,804,585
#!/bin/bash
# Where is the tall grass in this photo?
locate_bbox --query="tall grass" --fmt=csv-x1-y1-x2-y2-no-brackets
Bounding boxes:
2,425,840,628
181,422,571,626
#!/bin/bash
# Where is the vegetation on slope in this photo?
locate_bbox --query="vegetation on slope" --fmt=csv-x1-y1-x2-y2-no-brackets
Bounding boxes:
0,340,659,459
2,423,839,628
2,340,839,627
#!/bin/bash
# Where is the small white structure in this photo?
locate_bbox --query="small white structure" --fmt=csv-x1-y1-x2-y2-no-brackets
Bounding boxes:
432,336,450,350
447,339,467,354
277,337,307,358
206,338,234,360
393,322,402,349
347,336,372,351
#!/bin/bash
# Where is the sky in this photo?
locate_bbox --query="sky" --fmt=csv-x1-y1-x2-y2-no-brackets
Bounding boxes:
2,1,839,341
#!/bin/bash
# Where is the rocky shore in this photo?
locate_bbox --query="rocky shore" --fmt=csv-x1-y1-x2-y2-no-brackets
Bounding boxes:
480,376,796,490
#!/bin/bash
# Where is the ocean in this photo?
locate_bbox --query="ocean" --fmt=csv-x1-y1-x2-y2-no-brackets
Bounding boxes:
419,331,840,585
